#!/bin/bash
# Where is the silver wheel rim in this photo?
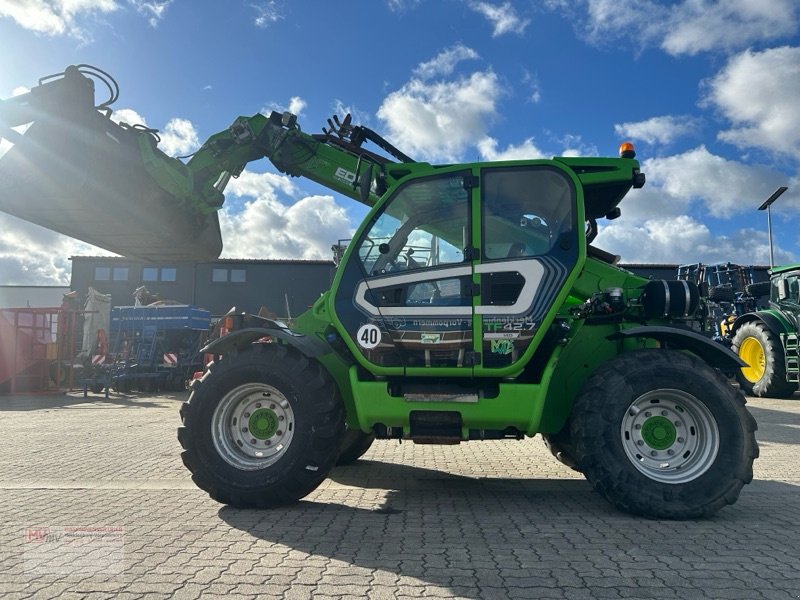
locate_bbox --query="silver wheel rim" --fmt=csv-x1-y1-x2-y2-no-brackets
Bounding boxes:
620,389,719,484
211,383,295,470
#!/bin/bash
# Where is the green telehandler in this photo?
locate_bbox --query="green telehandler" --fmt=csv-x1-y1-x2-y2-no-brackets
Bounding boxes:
0,65,758,519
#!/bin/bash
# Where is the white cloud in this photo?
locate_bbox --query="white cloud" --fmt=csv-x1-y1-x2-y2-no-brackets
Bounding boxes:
0,213,110,285
554,0,799,56
477,136,546,161
128,0,171,27
0,0,171,39
661,0,798,56
551,133,598,158
226,169,298,199
591,146,799,264
521,70,541,103
596,216,793,265
413,44,479,80
377,70,502,162
633,146,791,219
0,0,116,37
331,100,371,128
265,96,307,117
158,118,199,156
219,170,353,260
386,0,421,12
110,109,199,157
469,1,530,37
288,97,306,116
614,115,700,145
252,1,283,28
111,107,147,127
705,46,800,159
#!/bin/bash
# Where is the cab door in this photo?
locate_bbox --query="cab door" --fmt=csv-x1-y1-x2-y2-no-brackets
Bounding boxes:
475,165,581,371
332,170,476,373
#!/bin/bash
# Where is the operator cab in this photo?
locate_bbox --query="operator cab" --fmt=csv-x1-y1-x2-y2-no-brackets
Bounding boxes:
331,163,581,375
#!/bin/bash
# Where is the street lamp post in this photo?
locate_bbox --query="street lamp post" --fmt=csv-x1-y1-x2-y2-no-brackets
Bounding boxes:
757,186,788,268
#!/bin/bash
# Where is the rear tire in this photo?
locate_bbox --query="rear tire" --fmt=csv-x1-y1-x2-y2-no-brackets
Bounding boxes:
570,349,758,519
336,427,375,465
731,321,797,398
178,344,345,507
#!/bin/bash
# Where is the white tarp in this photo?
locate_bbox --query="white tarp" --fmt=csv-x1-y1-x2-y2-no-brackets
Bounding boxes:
80,287,111,358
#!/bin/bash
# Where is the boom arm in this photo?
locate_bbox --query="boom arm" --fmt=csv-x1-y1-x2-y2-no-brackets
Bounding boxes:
0,65,412,260
184,110,412,214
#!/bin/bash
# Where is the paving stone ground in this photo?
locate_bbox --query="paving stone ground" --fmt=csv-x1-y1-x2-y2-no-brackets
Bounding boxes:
0,388,798,599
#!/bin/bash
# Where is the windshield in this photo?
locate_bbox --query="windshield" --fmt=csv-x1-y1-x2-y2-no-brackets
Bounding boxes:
358,174,469,276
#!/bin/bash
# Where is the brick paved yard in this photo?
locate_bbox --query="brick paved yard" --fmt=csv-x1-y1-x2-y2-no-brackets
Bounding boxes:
0,389,798,599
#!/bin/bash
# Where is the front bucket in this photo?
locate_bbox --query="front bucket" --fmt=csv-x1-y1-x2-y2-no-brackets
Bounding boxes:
0,87,222,262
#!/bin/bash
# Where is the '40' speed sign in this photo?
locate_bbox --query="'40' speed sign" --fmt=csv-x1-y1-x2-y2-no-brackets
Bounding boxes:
356,323,381,349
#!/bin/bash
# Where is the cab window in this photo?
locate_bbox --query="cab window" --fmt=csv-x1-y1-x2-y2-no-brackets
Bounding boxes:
482,166,575,260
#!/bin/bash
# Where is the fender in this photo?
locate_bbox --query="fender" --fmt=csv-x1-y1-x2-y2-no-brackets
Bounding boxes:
732,310,792,339
607,325,746,370
201,326,331,358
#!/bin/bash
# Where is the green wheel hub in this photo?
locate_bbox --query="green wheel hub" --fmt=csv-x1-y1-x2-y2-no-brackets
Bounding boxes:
248,408,278,440
640,415,676,450
620,389,720,484
211,383,295,470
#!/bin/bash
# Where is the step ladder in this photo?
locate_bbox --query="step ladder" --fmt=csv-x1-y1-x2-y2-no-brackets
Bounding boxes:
784,333,799,383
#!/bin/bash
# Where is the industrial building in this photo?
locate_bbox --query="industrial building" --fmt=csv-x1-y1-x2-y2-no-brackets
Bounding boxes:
69,256,337,318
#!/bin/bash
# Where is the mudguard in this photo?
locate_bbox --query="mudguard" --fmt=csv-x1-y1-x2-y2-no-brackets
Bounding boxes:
731,311,792,339
202,325,330,358
608,325,747,370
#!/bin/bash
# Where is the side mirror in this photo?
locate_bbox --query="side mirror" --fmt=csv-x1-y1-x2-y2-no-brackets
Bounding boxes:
358,164,373,204
778,278,789,300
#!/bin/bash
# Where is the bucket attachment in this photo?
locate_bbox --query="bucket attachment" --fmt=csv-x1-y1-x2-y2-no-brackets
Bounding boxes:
0,66,222,262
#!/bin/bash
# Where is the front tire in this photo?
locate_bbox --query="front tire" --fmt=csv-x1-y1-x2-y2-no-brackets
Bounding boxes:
542,427,581,472
731,321,797,398
178,344,345,507
570,350,758,519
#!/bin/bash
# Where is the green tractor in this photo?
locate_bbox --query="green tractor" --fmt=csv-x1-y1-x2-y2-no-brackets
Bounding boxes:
0,66,758,519
730,264,800,398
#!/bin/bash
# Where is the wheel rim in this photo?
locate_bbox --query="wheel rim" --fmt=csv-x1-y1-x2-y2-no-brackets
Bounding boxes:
620,389,719,484
739,336,766,383
212,383,295,470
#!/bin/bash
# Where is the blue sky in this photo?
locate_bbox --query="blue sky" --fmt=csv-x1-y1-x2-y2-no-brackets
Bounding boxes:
0,0,798,285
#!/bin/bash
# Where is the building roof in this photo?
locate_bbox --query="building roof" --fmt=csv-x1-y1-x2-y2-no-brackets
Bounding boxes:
70,256,335,266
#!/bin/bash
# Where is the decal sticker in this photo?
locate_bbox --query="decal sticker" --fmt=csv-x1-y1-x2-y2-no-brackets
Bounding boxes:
484,317,537,332
388,317,407,330
490,339,515,355
356,323,382,349
420,333,442,344
484,332,520,340
334,167,357,184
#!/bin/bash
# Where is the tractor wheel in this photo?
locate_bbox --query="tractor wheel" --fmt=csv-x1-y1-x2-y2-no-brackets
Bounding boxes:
542,427,581,472
570,349,758,519
707,285,735,303
745,281,771,298
336,427,375,465
731,321,797,398
178,344,344,508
